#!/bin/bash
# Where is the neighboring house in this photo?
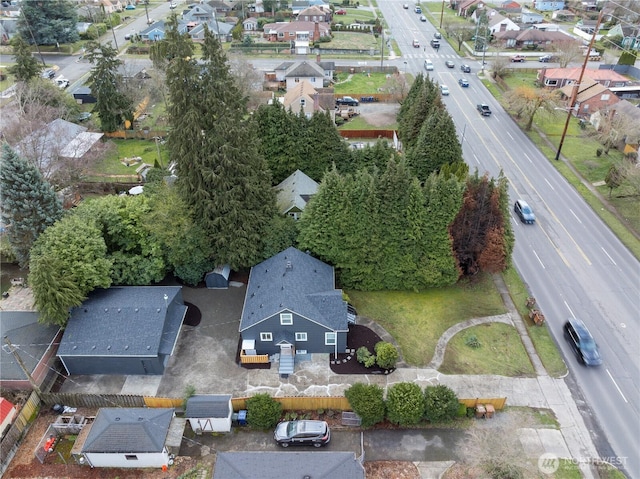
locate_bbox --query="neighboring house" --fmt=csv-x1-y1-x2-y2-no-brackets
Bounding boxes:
558,78,620,117
575,18,600,34
57,286,187,376
457,0,485,17
13,118,102,179
0,398,17,436
139,20,172,41
70,85,96,104
590,100,640,157
274,169,319,218
500,1,521,14
607,24,640,51
493,29,575,49
101,0,122,14
207,0,233,14
297,5,330,23
76,408,183,468
521,8,544,24
484,10,519,34
213,451,366,479
273,60,335,90
281,80,325,118
188,20,234,41
185,395,233,433
183,3,216,23
243,17,258,31
239,247,349,375
262,20,331,45
532,0,565,10
0,4,20,17
0,18,18,44
0,288,62,391
551,9,575,21
538,67,630,89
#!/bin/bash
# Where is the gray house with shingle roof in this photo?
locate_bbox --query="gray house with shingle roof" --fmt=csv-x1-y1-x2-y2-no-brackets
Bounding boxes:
239,247,349,374
274,169,319,219
213,451,365,479
57,286,187,376
77,408,178,468
185,395,233,432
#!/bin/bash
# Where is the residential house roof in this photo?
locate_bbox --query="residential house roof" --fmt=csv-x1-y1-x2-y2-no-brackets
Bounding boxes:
493,28,572,43
610,99,640,122
240,247,347,332
0,398,16,425
275,60,335,74
297,5,329,18
284,60,326,78
540,67,629,84
500,0,521,11
57,286,186,358
213,451,366,479
0,310,60,381
59,132,104,159
559,77,612,102
82,408,173,453
274,168,319,214
263,21,331,37
183,3,216,22
185,395,232,418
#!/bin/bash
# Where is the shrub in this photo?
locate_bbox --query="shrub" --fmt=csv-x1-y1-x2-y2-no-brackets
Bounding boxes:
423,385,460,423
483,459,524,479
465,334,481,349
356,346,376,367
344,383,385,427
386,382,425,426
246,393,282,429
374,341,398,369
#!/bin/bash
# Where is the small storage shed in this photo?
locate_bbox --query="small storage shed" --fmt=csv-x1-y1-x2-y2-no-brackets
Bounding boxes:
185,395,233,433
205,265,231,289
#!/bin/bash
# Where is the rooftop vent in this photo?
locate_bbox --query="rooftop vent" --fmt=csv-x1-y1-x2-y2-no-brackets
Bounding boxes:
117,308,121,313
286,261,292,270
115,417,120,421
104,308,108,312
135,308,139,313
107,345,111,350
157,308,161,313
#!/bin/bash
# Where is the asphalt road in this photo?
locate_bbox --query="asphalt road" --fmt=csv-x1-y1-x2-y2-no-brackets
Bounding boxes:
376,1,639,477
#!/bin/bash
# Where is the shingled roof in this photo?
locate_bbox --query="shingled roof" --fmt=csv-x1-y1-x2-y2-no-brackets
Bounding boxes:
239,247,347,332
185,395,232,418
57,286,186,358
82,408,173,453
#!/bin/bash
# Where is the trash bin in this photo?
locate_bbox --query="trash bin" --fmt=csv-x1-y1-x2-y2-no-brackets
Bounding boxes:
237,410,247,426
485,404,495,419
475,404,486,419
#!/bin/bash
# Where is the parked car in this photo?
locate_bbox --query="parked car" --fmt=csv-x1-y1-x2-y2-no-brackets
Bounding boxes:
433,32,442,39
564,318,602,366
335,8,347,14
169,2,177,9
539,54,554,62
458,78,469,87
513,199,535,224
420,15,426,21
336,96,359,106
412,38,420,48
76,112,92,122
424,59,434,71
445,60,455,68
510,55,526,63
440,85,449,96
41,69,55,79
274,420,331,448
460,64,471,73
125,3,136,9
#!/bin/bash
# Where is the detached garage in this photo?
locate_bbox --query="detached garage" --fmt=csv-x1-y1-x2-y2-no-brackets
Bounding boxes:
57,286,187,376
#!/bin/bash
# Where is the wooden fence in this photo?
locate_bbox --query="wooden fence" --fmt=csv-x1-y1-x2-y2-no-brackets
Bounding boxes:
459,397,507,410
240,354,270,364
103,130,168,140
340,129,396,139
0,391,41,474
39,393,145,408
231,396,351,412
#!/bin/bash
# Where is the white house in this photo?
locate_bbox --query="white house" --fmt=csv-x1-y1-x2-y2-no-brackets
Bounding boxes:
484,10,519,34
185,395,233,433
78,408,180,468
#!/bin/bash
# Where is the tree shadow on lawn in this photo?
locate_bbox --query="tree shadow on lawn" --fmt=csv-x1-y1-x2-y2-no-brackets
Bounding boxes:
330,324,395,375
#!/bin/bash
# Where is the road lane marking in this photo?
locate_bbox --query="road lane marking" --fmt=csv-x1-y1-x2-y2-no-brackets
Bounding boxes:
472,153,479,164
544,178,555,190
533,250,545,269
601,247,617,266
506,131,514,140
606,369,628,403
564,301,576,319
569,208,582,224
524,152,533,164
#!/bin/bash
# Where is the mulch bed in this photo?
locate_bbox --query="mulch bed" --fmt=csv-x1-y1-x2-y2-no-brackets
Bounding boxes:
183,301,201,326
330,324,395,375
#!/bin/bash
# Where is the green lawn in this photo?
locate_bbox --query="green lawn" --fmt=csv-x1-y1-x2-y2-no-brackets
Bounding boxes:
89,138,168,180
347,274,506,367
334,72,388,94
440,322,535,377
329,31,380,50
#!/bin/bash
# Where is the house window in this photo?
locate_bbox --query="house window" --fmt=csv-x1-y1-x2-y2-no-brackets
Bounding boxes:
325,332,336,345
601,94,610,100
260,332,273,341
278,32,284,39
545,79,558,86
280,313,293,325
300,98,306,106
125,455,138,461
295,332,307,341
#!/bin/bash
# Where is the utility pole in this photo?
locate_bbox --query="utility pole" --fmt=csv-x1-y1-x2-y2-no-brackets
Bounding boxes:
439,0,445,29
555,9,604,161
380,29,384,68
4,336,42,395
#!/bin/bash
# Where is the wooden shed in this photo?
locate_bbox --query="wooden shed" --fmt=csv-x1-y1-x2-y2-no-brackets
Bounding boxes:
185,395,233,433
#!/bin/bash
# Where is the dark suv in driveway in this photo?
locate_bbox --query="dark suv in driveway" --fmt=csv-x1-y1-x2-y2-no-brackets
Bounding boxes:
564,318,602,366
274,420,331,447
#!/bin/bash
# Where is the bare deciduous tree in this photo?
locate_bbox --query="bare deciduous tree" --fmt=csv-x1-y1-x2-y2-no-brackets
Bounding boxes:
553,40,583,68
490,55,511,78
504,86,560,131
228,55,265,110
383,72,410,103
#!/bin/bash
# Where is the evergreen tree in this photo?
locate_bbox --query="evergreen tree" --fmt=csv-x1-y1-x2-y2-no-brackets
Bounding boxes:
29,214,112,326
253,103,298,184
397,73,424,140
401,76,441,152
303,110,351,179
0,144,63,267
346,140,399,176
7,34,41,82
86,41,134,132
407,108,463,181
18,0,79,46
168,24,276,268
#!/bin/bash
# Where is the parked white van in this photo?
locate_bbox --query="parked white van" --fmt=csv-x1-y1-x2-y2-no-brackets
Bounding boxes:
424,59,434,71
